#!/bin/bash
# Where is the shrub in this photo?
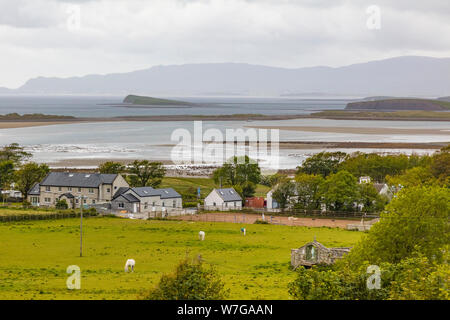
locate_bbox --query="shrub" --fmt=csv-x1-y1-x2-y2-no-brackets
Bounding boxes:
142,257,229,300
254,219,269,224
55,199,68,210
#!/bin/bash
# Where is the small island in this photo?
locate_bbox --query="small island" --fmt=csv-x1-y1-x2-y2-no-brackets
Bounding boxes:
122,94,194,107
346,98,450,111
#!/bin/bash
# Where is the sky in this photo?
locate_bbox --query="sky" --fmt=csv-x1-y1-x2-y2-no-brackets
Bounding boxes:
0,0,449,88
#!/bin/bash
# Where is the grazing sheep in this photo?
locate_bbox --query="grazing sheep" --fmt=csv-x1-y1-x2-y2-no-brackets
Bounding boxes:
198,231,205,241
240,227,246,236
124,259,135,272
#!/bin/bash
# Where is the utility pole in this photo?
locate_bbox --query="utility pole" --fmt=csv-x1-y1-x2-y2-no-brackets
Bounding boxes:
79,195,84,257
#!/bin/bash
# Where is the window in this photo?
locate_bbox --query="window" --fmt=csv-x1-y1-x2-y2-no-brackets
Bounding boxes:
83,199,87,204
173,200,176,208
144,202,148,209
306,245,317,262
162,202,165,207
78,188,81,193
225,202,228,207
75,199,79,204
45,186,50,192
44,197,51,203
92,200,96,204
68,187,72,191
88,188,94,193
118,202,124,208
58,187,62,191
152,202,156,206
107,188,110,193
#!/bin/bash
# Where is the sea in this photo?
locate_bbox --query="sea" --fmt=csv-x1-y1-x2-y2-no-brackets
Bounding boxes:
0,95,448,170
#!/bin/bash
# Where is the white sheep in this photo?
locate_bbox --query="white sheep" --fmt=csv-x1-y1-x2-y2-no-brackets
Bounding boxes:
124,259,135,272
198,231,205,241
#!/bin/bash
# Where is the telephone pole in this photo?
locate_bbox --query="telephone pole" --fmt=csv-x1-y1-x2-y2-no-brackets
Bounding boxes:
79,195,84,257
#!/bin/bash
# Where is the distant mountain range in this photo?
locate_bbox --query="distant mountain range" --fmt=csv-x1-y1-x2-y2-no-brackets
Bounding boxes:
3,56,450,97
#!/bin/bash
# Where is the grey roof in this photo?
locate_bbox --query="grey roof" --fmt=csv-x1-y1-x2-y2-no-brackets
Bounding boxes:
120,193,140,203
113,187,130,199
40,172,118,188
132,187,181,199
214,188,242,202
29,183,40,195
112,186,182,200
59,193,74,199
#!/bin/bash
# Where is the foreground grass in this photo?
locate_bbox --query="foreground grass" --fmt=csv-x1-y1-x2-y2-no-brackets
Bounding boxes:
0,217,361,300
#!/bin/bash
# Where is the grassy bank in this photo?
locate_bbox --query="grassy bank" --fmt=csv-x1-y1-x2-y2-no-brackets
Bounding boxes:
0,217,361,299
310,110,450,120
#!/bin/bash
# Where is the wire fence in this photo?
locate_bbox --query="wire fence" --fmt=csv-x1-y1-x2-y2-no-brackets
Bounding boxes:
0,211,99,223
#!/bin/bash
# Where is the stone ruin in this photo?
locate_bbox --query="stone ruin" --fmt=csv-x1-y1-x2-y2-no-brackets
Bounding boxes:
291,239,351,269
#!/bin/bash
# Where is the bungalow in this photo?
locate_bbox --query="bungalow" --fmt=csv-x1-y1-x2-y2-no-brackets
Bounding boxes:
111,186,182,215
204,188,242,211
27,172,129,208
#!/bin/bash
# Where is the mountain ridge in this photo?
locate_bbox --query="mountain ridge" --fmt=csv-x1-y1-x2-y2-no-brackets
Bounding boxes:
5,56,450,96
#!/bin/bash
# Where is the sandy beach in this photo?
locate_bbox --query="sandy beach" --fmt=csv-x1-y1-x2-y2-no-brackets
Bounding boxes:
0,121,80,129
246,125,450,135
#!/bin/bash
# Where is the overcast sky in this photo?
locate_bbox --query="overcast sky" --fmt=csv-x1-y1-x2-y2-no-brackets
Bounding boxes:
0,0,449,88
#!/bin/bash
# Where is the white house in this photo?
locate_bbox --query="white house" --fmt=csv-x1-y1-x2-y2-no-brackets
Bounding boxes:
204,188,242,211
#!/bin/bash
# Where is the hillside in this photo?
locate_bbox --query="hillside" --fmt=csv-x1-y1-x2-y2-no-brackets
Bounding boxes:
8,56,450,96
345,99,450,111
123,94,192,106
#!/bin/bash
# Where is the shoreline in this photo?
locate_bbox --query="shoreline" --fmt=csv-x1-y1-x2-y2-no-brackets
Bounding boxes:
2,111,450,129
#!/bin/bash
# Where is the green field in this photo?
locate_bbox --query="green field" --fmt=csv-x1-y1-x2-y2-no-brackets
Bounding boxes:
0,217,361,300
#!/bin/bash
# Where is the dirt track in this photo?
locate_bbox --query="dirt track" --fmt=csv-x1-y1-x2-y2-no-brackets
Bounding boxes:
176,212,362,229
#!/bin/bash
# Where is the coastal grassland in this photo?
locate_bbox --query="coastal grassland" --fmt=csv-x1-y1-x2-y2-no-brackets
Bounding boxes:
0,217,361,300
310,110,450,120
160,177,271,197
0,206,65,216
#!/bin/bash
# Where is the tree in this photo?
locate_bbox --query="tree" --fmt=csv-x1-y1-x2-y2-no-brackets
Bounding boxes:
14,162,49,199
98,161,125,174
357,182,387,213
127,160,165,187
272,180,296,212
0,160,15,203
260,173,287,187
347,185,449,266
386,166,436,188
429,151,450,183
294,173,325,210
320,170,359,212
239,181,256,198
297,151,347,177
0,143,31,164
143,257,229,300
212,156,261,187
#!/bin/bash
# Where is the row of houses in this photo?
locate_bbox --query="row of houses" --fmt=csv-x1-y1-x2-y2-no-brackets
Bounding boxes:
26,171,245,215
26,171,390,215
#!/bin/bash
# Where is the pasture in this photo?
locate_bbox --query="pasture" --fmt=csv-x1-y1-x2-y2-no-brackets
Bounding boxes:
0,217,362,300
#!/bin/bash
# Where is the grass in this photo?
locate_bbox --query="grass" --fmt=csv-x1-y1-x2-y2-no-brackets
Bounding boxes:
0,206,64,216
160,177,271,198
0,217,361,300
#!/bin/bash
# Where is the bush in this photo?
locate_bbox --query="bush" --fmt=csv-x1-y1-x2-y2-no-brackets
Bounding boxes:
55,199,68,210
142,257,229,300
254,219,269,224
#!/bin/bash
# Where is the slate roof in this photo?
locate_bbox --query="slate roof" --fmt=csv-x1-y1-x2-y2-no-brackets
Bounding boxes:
59,193,74,199
40,172,118,188
29,183,40,195
118,193,140,203
373,183,387,193
214,188,242,202
112,186,181,200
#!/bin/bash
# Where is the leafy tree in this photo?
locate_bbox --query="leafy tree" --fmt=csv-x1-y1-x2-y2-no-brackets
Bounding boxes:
294,173,324,210
320,170,359,212
272,180,296,212
357,182,387,213
240,181,256,198
297,151,347,177
0,143,31,164
347,185,449,266
127,160,165,187
0,160,15,202
429,150,450,184
212,156,261,186
386,166,436,188
98,161,125,174
260,173,287,187
143,257,229,300
14,162,49,199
